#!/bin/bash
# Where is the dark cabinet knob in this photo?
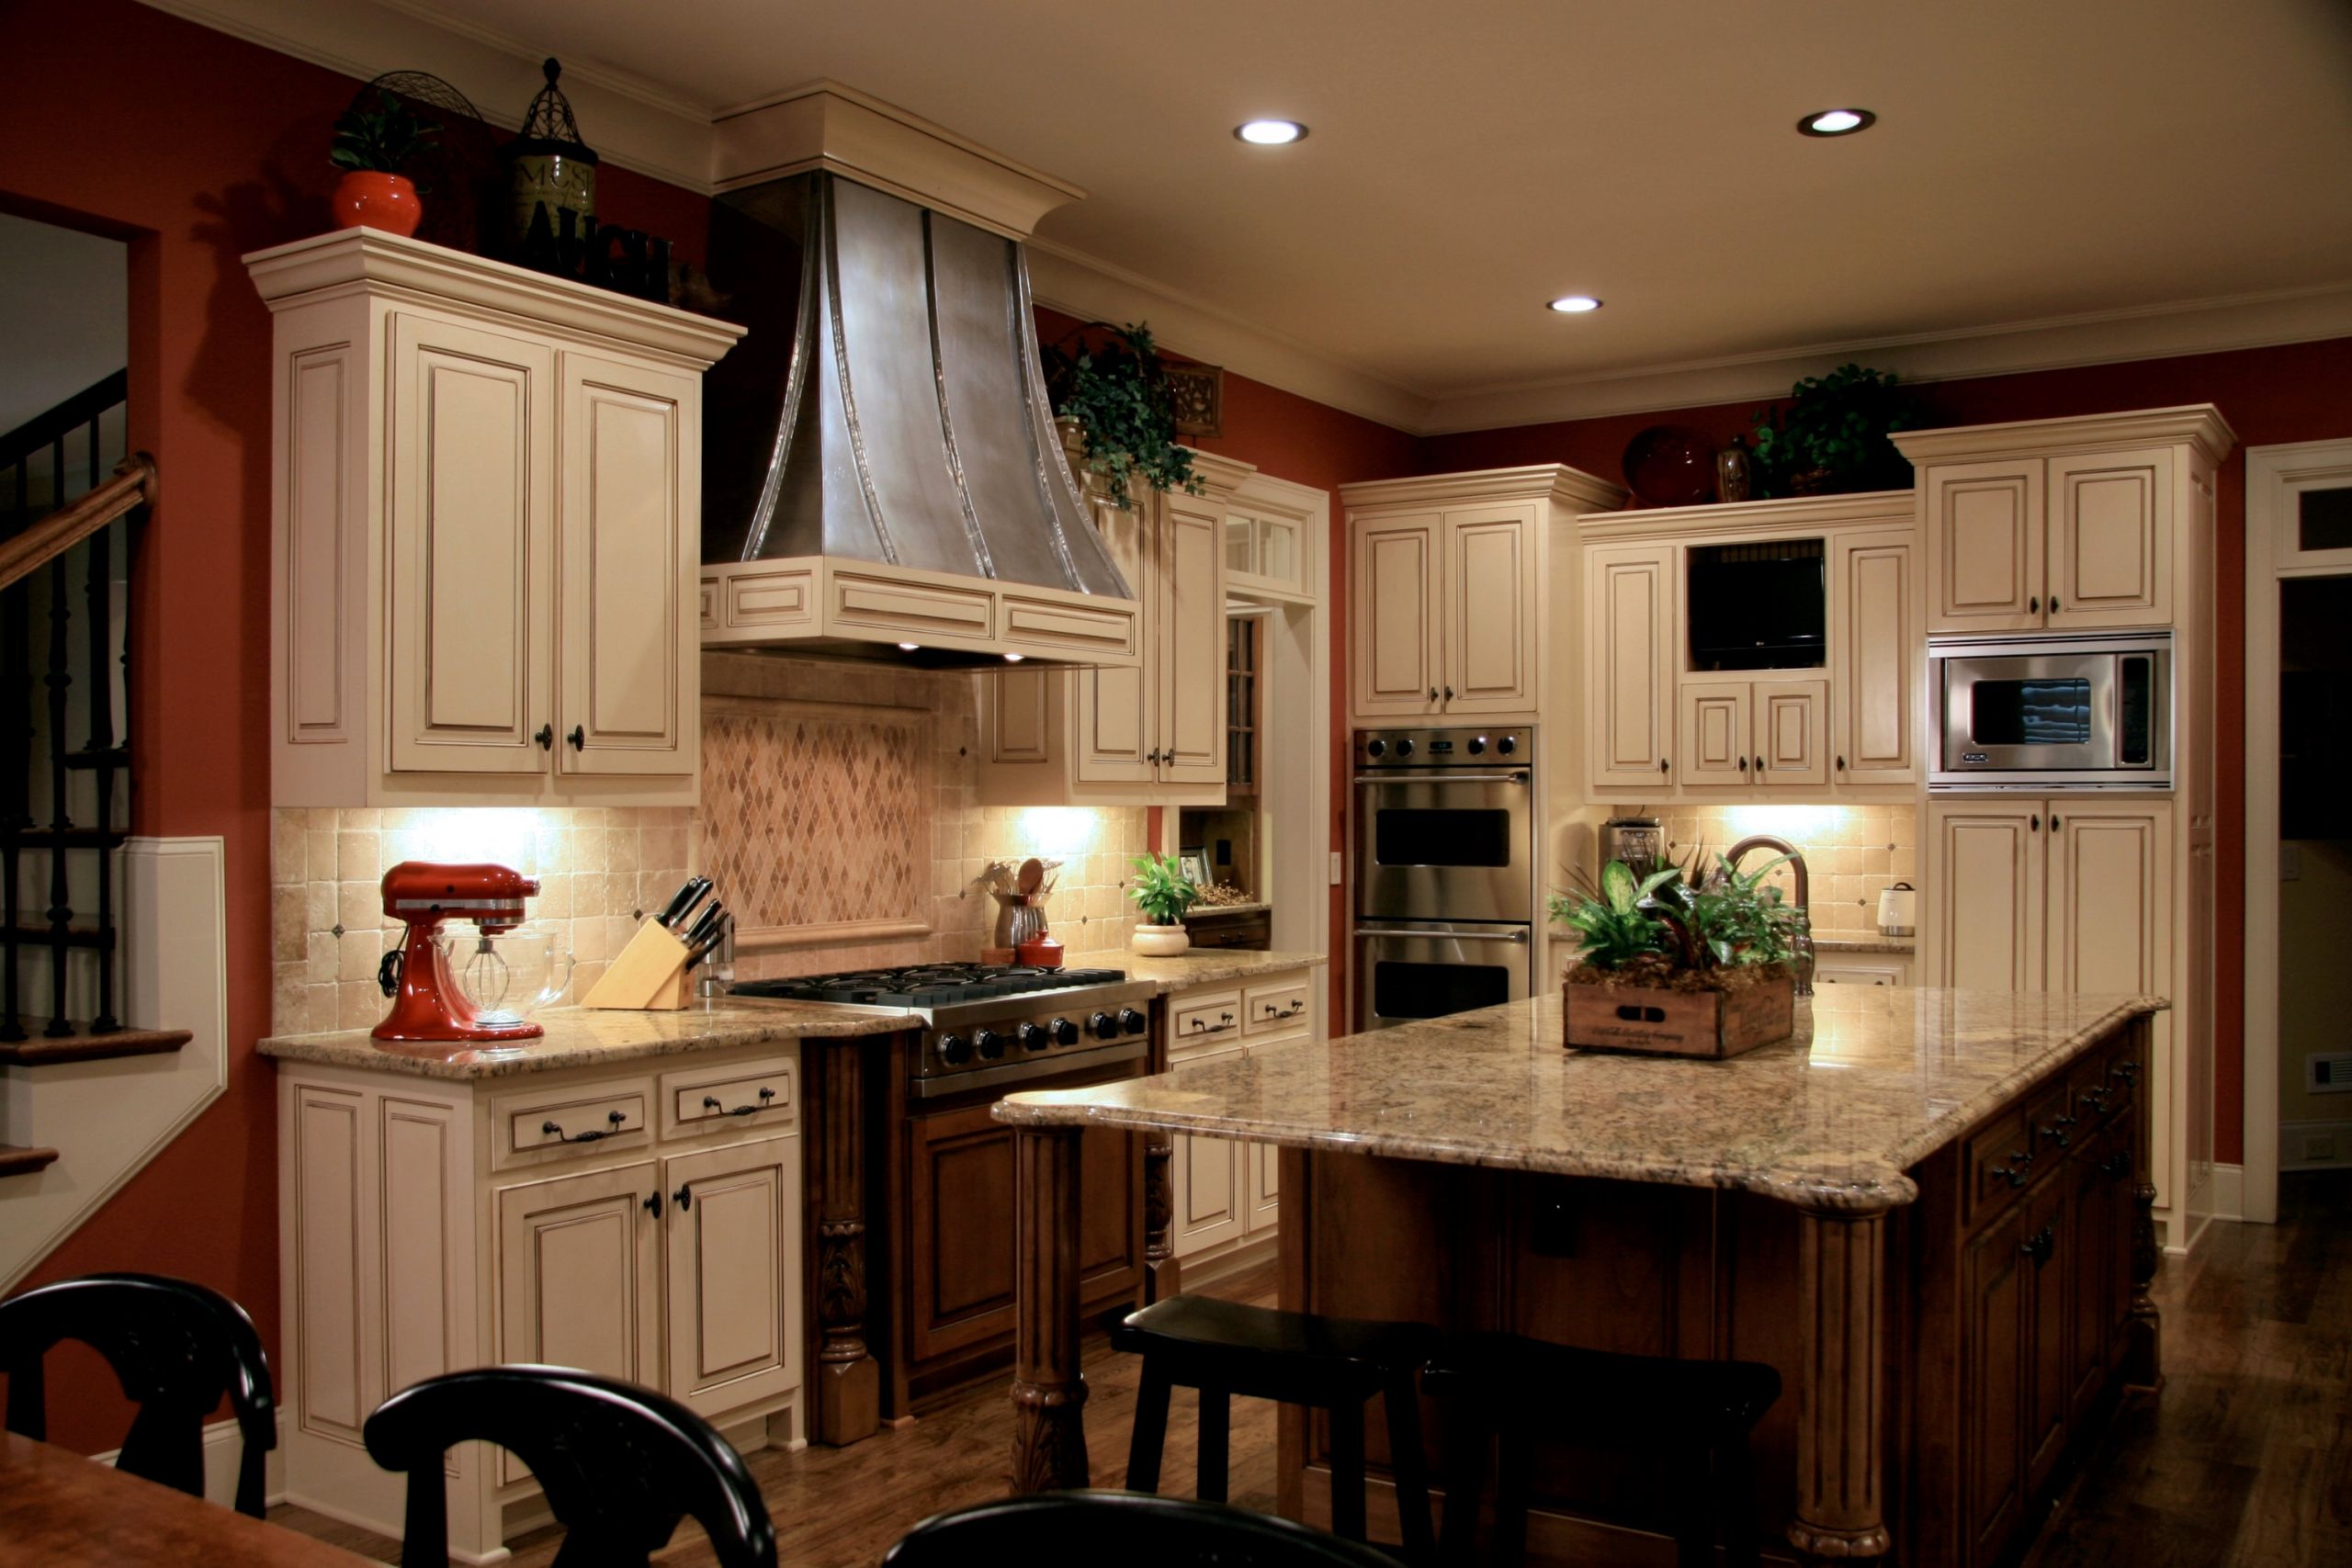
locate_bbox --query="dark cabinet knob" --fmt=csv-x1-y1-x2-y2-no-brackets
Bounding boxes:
2051,596,2061,614
643,1191,662,1217
673,1182,693,1212
1659,758,1669,773
1738,757,1748,773
1443,685,1453,701
2030,595,2041,615
535,724,554,750
2051,814,2063,832
567,725,584,750
1837,754,1846,772
1428,686,1438,702
2030,814,2041,831
1754,754,1765,774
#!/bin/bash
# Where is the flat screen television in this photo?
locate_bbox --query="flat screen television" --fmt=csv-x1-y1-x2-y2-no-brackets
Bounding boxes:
1687,538,1826,671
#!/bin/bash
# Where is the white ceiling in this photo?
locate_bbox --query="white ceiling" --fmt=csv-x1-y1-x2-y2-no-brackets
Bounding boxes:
167,0,2352,430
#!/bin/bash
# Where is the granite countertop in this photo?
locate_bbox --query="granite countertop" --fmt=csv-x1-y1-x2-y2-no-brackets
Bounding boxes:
994,986,2165,1213
258,950,1326,1081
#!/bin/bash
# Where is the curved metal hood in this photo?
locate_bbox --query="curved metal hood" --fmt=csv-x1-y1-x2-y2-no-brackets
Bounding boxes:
701,172,1137,667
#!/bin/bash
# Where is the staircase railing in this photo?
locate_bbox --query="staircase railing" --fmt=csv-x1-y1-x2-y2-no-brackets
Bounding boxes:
0,373,142,1042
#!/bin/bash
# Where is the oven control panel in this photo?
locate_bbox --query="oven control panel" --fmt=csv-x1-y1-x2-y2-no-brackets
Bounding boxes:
1355,726,1533,766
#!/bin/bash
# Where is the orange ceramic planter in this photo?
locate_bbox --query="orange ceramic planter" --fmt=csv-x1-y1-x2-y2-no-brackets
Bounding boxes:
333,170,422,237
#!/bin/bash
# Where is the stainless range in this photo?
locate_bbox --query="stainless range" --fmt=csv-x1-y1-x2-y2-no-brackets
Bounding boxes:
727,963,1159,1099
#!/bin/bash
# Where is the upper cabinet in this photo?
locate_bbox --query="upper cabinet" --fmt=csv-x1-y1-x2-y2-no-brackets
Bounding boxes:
1577,491,1918,798
976,446,1253,807
1341,467,1626,728
1895,412,2234,636
248,229,741,808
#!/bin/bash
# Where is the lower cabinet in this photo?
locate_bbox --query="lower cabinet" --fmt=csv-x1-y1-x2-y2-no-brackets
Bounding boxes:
1815,953,1915,988
1168,972,1312,1265
277,1048,804,1560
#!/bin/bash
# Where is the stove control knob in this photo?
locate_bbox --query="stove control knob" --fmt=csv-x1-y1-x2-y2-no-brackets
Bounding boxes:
938,1033,972,1066
1395,737,1416,758
1498,735,1518,756
1467,735,1486,755
1089,1010,1119,1041
975,1029,1008,1061
1365,738,1386,759
1049,1017,1080,1045
1017,1021,1049,1052
1118,1008,1148,1036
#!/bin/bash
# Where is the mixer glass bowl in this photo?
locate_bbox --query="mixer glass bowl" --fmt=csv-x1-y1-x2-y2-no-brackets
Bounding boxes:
437,924,575,1026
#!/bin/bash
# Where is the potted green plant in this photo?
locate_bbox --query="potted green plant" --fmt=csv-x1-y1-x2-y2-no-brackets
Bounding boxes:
1553,850,1801,1057
329,90,438,238
1127,852,1201,956
1048,323,1206,512
1749,363,1920,497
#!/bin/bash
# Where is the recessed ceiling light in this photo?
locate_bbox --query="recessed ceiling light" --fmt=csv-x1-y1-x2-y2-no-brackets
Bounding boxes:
1798,107,1875,137
1546,295,1602,314
1235,119,1306,146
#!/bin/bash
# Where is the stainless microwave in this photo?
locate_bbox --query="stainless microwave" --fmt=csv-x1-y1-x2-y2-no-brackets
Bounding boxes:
1928,632,2171,789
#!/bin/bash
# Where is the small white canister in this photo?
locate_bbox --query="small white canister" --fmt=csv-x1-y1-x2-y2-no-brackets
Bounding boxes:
1878,881,1917,937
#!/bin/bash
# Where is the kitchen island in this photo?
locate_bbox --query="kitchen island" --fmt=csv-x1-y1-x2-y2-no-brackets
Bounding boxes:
994,985,2163,1568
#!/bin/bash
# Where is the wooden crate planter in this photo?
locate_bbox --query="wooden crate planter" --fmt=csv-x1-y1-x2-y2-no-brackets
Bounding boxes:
1564,970,1796,1059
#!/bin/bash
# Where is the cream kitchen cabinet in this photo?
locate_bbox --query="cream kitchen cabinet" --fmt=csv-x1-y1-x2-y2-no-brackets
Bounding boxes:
275,1046,803,1560
247,228,741,808
1586,543,1679,790
978,448,1250,806
1678,677,1829,789
1815,953,1916,988
1341,468,1629,728
1925,801,2169,998
1831,529,1919,784
1166,968,1317,1269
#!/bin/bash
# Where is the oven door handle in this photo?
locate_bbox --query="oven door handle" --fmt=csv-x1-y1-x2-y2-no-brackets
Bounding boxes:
1357,927,1531,943
1351,770,1531,785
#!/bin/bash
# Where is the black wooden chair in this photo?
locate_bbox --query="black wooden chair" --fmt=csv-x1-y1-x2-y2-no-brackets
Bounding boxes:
0,1270,276,1517
884,1489,1409,1566
1419,1332,1781,1568
361,1365,775,1568
1112,1294,1438,1563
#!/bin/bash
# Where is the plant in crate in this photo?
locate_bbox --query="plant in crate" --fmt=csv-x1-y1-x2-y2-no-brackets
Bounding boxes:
1552,849,1801,1057
1127,852,1200,957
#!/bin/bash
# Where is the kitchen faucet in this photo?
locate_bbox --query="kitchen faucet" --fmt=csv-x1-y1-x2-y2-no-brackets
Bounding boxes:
1722,835,1814,996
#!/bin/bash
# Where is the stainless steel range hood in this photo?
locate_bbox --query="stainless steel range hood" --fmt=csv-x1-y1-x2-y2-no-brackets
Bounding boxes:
700,90,1140,670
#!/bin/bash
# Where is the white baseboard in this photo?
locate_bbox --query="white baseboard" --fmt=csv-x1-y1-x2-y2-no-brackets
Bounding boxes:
2279,1119,2352,1171
2211,1162,2245,1222
92,1408,288,1511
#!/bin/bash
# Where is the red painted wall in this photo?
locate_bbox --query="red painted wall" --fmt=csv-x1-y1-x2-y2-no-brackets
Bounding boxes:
0,0,708,1452
1426,335,2352,1166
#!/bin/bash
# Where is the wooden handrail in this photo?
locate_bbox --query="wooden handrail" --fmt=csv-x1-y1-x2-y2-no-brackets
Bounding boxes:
0,453,156,593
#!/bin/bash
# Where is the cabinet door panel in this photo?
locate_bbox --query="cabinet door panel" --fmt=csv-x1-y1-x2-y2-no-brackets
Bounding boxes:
1172,1043,1247,1256
2049,448,2170,628
2068,1124,2118,1422
1352,517,1442,718
662,1135,802,1418
387,313,554,773
1076,493,1155,782
2048,805,2168,998
1928,460,2045,634
1930,804,2046,992
1963,1201,2029,1567
1444,507,1536,715
1833,530,1917,783
2024,1179,2073,1492
1248,1140,1281,1235
1679,681,1750,787
1587,547,1677,788
1157,490,1227,784
558,355,695,776
1756,678,1829,786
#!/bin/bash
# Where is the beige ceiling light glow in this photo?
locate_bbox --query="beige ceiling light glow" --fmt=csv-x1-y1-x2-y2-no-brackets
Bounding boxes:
1546,295,1602,313
1798,107,1876,136
1235,119,1307,145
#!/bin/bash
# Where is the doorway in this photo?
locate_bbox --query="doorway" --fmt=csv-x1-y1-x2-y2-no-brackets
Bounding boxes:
2244,439,2352,1224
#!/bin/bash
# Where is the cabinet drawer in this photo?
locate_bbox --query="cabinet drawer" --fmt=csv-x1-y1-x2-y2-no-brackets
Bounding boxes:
1170,991,1244,1051
1962,1103,2039,1224
1242,976,1311,1035
494,1077,652,1169
662,1055,797,1138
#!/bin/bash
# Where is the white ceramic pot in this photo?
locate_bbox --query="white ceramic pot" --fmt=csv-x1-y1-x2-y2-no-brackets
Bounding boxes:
1131,924,1191,957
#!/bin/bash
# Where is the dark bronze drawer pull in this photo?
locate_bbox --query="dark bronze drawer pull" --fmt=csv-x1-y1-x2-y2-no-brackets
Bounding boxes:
541,1109,627,1145
1262,1001,1306,1020
703,1086,777,1118
2078,1086,2114,1117
2100,1150,2131,1180
2020,1224,2056,1264
2000,1148,2033,1189
2041,1113,2076,1150
2110,1059,2140,1087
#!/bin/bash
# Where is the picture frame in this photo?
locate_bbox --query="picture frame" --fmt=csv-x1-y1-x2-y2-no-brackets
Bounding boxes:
1179,849,1211,886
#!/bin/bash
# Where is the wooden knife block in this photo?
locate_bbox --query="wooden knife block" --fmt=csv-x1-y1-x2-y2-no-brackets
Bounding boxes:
581,919,692,1011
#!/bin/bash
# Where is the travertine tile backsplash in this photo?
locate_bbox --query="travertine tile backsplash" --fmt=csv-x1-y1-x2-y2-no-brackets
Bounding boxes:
268,655,1150,1035
1650,804,1918,938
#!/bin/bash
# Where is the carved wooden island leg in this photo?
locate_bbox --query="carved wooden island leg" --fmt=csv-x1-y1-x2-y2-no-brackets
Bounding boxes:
2124,1017,2163,1391
1010,1122,1091,1492
1143,1130,1181,1303
810,1042,880,1445
1787,1205,1893,1565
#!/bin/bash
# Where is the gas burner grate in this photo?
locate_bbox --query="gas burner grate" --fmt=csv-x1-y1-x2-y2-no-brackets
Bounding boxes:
731,964,1129,1008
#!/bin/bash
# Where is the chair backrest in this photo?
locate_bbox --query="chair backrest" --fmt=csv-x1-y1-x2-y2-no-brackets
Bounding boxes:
884,1490,1409,1567
362,1365,775,1568
0,1270,276,1517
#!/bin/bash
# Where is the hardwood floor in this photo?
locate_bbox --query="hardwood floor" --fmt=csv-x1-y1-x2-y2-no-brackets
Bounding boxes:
271,1179,2351,1567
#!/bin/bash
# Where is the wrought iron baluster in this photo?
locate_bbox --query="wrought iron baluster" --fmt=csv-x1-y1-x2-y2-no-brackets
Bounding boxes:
44,549,74,1036
1,572,24,1043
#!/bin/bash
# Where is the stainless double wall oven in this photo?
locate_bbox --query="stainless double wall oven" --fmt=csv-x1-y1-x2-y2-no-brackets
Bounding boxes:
1352,726,1535,1031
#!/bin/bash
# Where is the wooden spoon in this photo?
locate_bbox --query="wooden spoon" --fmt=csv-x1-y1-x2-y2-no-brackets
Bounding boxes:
1016,858,1045,902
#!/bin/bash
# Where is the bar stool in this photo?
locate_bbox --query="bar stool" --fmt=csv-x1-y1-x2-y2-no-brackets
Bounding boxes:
1420,1332,1781,1568
1113,1295,1439,1562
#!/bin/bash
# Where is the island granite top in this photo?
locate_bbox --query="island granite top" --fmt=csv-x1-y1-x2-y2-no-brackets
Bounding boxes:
257,950,1325,1081
993,986,2165,1212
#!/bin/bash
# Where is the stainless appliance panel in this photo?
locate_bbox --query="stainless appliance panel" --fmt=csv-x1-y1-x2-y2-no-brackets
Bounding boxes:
1929,632,2172,790
1352,728,1536,924
1354,919,1531,1032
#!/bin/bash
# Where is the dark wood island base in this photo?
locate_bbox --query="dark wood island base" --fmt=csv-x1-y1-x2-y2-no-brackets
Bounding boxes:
1001,991,2164,1568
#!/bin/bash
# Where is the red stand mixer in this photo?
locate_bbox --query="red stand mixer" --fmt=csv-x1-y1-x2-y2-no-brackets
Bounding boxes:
373,862,544,1043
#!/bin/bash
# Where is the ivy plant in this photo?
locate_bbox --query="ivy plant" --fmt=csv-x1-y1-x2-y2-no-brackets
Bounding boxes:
1048,322,1204,511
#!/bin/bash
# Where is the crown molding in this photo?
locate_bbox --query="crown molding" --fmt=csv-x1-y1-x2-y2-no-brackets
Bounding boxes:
1339,463,1626,513
1891,405,2238,467
1577,489,1915,541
